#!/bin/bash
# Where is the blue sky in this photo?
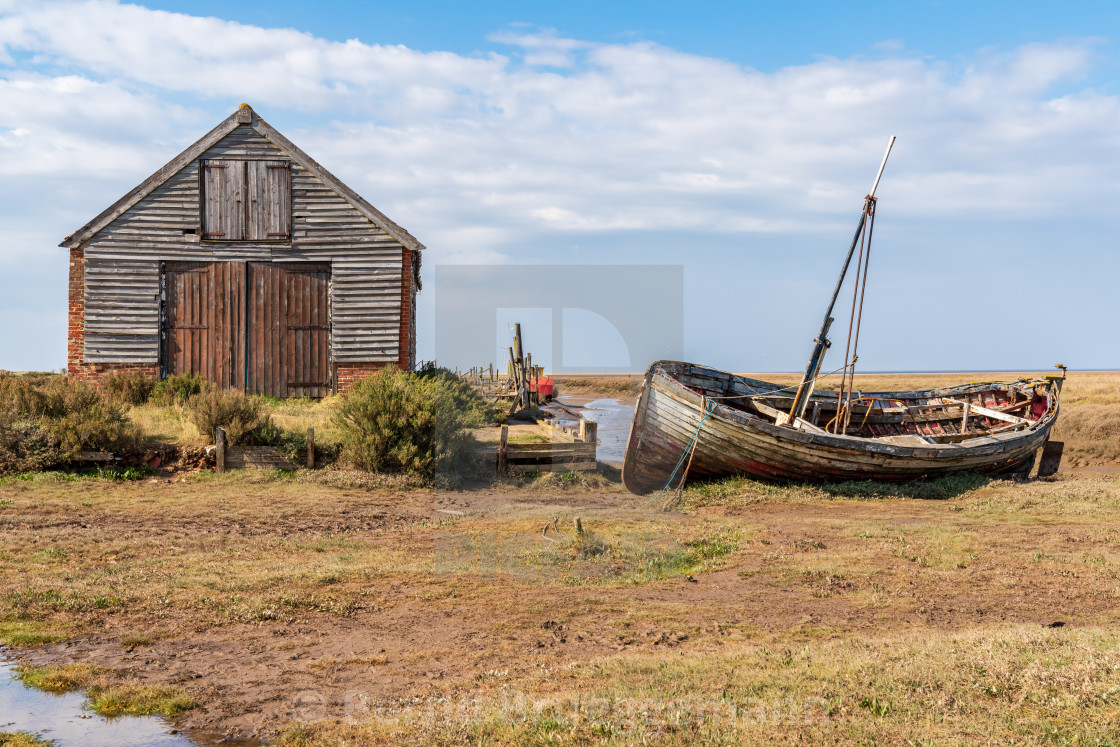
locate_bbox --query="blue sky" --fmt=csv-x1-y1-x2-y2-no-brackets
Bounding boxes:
1,0,1118,372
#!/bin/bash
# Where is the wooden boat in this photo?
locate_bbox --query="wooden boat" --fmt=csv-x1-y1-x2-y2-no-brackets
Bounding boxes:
621,361,1063,494
621,138,1064,494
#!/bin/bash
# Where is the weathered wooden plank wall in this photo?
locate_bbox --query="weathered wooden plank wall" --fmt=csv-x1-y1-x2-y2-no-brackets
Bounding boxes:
83,258,160,363
82,125,404,365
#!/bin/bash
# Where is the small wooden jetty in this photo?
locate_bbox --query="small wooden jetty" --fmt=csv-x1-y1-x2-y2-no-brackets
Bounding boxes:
479,419,598,474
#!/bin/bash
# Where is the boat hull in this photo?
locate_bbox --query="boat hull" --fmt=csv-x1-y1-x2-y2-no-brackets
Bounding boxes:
621,361,1059,495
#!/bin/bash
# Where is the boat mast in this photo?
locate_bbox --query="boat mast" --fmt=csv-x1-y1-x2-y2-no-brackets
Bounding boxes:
784,136,896,428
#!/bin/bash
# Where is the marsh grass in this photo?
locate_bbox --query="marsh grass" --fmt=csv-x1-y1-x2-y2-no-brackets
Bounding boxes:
274,625,1120,745
444,521,742,585
14,664,196,717
0,732,53,747
1052,403,1120,465
0,621,68,646
682,473,992,510
3,422,1120,747
503,469,615,492
555,375,644,398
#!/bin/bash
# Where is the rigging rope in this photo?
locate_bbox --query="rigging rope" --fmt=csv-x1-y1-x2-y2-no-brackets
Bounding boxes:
701,362,853,400
646,397,718,505
835,196,877,434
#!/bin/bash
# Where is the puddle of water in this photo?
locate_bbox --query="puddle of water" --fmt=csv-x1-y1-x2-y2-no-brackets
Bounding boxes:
557,398,636,464
0,655,242,747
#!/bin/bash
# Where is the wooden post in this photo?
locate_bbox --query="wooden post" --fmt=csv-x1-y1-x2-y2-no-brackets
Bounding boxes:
961,402,971,434
214,427,226,473
306,427,315,469
498,424,509,474
574,516,583,535
527,353,535,406
579,419,598,445
512,324,524,380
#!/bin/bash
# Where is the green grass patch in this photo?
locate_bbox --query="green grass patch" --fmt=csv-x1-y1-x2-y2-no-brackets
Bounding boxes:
15,664,196,717
506,433,550,444
684,473,992,510
15,664,99,694
0,732,55,747
0,621,68,647
88,684,197,718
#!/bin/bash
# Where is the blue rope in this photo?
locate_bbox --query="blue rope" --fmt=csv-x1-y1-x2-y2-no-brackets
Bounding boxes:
649,396,718,502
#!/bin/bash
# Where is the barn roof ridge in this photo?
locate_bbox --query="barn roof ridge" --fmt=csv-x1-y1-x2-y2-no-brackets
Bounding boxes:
60,104,425,253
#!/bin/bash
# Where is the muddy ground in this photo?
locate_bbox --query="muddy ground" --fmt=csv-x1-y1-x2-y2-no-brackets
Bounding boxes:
4,468,1120,743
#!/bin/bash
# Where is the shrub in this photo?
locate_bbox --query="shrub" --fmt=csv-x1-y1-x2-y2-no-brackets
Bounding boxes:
101,371,157,405
332,367,488,476
0,374,142,473
187,388,271,445
150,372,205,406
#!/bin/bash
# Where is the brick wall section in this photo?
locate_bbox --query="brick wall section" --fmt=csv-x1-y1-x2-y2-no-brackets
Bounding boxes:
67,247,158,383
334,248,418,394
335,361,390,392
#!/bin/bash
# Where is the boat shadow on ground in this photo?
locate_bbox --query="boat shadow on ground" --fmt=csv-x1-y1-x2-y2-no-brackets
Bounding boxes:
815,472,994,500
682,472,1001,503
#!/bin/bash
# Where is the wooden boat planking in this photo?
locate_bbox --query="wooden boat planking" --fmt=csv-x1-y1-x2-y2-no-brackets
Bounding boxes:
621,361,1061,495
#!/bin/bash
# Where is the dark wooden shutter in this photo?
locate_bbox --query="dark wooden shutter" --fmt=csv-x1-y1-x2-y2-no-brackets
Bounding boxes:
202,160,245,240
247,161,291,240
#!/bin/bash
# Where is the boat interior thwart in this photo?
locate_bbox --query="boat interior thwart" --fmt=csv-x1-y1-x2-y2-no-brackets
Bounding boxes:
621,136,1065,496
621,362,1063,494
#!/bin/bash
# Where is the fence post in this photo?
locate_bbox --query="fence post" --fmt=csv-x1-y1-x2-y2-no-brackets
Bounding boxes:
579,419,598,445
306,427,315,469
214,427,226,473
498,424,509,474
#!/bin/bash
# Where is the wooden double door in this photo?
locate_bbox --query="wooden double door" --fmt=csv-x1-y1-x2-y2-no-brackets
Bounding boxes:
163,261,330,397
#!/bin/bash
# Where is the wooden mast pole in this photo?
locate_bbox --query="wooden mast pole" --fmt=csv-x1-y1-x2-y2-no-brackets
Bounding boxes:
785,136,896,427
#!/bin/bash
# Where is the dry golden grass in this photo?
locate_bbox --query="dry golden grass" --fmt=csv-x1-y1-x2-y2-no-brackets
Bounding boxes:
127,402,205,445
554,374,644,398
128,395,344,448
275,625,1120,746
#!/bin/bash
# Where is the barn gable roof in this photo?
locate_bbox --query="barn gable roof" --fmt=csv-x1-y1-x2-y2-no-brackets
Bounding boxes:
60,104,424,253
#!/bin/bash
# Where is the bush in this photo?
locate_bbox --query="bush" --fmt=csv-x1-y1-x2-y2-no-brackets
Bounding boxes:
101,371,157,405
187,388,271,446
150,372,205,406
332,367,488,476
0,374,142,473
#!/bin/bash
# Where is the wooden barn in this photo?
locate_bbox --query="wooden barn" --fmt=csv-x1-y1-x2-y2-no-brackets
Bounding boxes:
63,104,423,396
